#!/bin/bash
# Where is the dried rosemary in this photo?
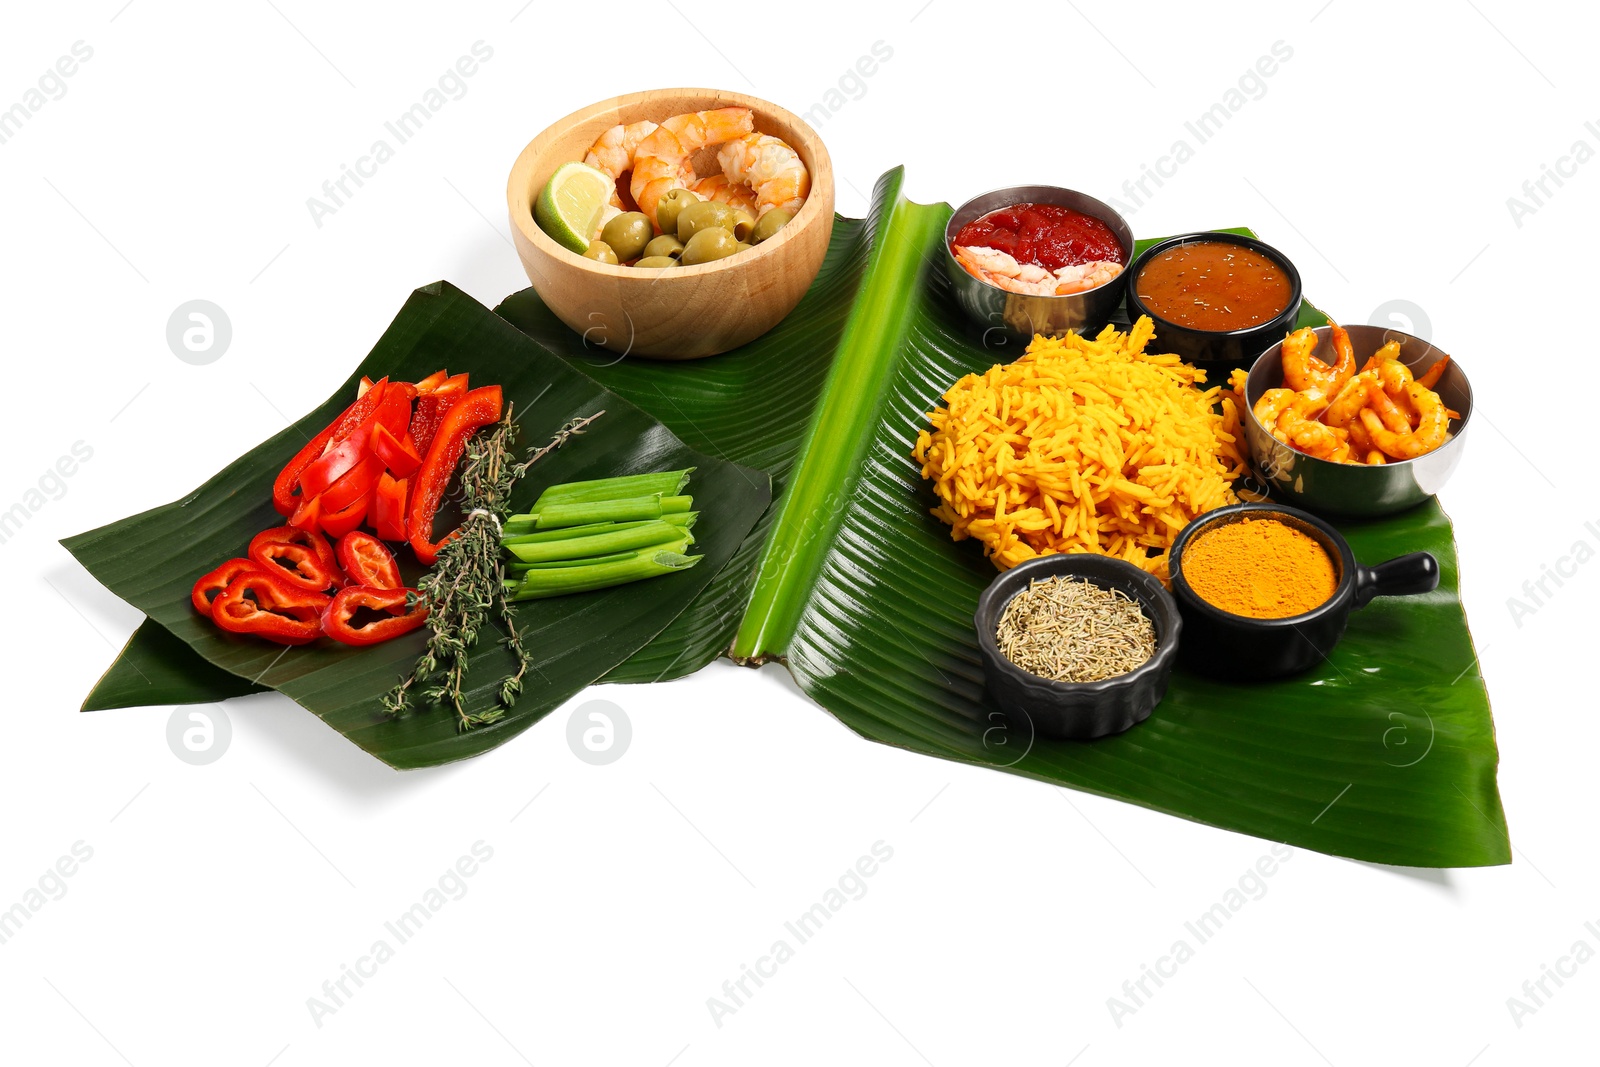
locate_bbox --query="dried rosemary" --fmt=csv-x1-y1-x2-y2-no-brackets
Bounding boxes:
996,576,1155,683
384,403,604,731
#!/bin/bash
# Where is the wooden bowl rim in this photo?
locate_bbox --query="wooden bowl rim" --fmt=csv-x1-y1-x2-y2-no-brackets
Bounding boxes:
506,87,835,280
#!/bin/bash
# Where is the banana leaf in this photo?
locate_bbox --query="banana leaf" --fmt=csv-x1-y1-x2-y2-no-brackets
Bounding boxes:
64,282,771,769
78,171,1507,867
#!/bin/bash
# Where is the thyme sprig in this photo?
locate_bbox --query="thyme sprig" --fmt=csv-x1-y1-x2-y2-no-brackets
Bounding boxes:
383,404,605,731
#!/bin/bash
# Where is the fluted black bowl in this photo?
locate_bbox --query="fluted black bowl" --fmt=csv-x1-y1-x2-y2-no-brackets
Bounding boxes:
976,554,1179,740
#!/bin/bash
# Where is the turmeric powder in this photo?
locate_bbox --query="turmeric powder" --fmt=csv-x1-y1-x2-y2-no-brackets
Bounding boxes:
1180,517,1337,619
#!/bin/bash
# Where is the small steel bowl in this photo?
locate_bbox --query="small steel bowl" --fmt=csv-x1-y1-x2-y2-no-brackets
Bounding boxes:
1123,231,1303,371
976,554,1180,740
943,185,1133,341
1169,503,1439,679
1242,324,1472,517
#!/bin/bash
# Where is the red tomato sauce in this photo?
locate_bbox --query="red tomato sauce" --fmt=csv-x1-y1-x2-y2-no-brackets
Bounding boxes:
953,203,1125,271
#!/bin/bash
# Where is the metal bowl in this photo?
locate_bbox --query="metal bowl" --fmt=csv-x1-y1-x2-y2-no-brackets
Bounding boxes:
943,185,1133,341
1242,324,1472,518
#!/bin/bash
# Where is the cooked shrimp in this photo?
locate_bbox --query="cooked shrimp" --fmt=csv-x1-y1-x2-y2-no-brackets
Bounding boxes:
1052,260,1124,295
1323,373,1374,428
583,120,658,208
1278,405,1346,458
1281,323,1356,394
1359,381,1449,459
1360,339,1402,376
1254,387,1301,443
691,173,759,218
630,107,755,227
953,245,1057,296
1415,354,1450,390
715,132,810,218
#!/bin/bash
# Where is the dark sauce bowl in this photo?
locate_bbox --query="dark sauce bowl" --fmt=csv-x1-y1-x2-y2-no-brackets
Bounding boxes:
1123,231,1303,372
976,554,1180,740
1168,503,1438,680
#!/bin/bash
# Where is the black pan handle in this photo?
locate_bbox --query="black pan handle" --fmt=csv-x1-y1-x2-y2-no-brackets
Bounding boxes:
1354,552,1439,609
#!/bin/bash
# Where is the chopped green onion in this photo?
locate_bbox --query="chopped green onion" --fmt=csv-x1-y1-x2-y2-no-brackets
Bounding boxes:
506,520,689,563
509,551,702,600
531,469,693,509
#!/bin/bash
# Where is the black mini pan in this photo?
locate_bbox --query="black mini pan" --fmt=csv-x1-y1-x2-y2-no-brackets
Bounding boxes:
1168,503,1438,680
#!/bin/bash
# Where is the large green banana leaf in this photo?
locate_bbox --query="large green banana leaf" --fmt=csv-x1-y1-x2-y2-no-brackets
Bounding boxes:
78,171,1507,867
64,282,771,769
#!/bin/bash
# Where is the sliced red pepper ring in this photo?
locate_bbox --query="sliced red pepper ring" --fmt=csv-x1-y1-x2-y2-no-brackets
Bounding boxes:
192,558,265,616
289,491,322,532
211,570,329,645
321,585,428,646
408,384,504,565
372,473,409,542
319,493,369,539
369,422,421,478
336,530,403,589
249,526,340,582
248,537,340,593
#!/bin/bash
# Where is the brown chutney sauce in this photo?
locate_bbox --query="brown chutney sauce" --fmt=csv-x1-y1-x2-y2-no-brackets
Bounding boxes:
1134,241,1291,331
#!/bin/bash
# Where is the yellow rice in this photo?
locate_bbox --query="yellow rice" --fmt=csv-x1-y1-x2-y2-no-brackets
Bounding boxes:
912,316,1248,580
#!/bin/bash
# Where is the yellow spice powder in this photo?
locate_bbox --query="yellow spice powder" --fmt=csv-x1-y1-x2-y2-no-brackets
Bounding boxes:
1181,517,1337,619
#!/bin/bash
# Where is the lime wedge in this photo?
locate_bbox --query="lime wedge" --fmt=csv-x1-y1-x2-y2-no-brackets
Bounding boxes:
535,161,614,253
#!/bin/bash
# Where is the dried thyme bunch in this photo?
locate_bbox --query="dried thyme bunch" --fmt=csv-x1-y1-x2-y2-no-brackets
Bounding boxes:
384,404,604,731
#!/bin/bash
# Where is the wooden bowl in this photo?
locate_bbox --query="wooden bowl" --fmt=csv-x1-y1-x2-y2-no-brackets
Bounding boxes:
507,88,835,360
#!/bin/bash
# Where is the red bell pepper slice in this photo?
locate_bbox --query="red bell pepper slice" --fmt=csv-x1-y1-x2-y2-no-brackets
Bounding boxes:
248,533,340,593
298,382,416,500
409,372,468,457
211,569,329,645
369,423,422,478
336,530,403,589
372,473,409,542
288,492,322,533
414,369,449,393
272,423,336,517
321,585,428,646
271,378,391,516
319,493,369,539
192,558,264,616
408,384,503,565
249,525,340,581
319,454,384,516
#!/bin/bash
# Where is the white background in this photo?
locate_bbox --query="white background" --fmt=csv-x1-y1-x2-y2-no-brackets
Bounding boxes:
3,1,1595,1064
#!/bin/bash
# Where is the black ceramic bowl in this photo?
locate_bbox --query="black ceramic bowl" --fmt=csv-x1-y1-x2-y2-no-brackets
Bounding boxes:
1169,503,1438,680
976,554,1180,740
1123,232,1303,371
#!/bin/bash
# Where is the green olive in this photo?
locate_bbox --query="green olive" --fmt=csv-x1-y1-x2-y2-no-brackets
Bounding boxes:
678,227,739,265
730,209,757,242
642,234,685,260
749,208,793,245
654,188,700,238
735,241,753,253
634,255,679,269
677,200,735,242
600,212,653,262
582,240,619,265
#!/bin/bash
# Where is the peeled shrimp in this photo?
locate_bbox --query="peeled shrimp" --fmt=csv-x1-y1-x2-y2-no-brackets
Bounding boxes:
691,173,760,218
1254,387,1302,443
1358,381,1449,459
954,245,1124,297
715,132,810,218
1281,323,1356,394
630,107,755,227
583,121,658,208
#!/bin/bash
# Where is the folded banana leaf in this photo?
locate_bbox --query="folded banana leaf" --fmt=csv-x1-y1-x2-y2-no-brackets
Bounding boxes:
79,170,1507,867
65,282,771,769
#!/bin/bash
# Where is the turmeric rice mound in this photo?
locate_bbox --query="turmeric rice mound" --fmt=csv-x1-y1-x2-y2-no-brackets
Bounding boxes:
912,316,1249,580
